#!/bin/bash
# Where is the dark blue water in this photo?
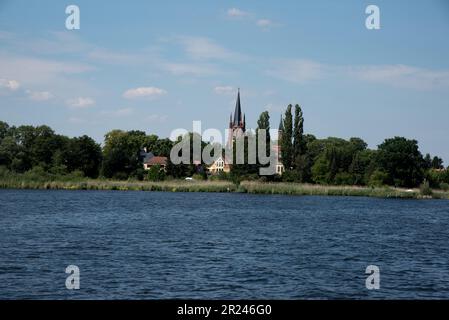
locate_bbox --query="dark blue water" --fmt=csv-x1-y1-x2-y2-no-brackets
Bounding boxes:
0,189,448,299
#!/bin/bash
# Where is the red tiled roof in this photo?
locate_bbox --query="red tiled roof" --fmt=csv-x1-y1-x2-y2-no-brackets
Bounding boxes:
146,156,167,166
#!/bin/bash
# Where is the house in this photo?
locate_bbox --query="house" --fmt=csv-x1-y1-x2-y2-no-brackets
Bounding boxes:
208,89,284,176
144,156,168,171
208,156,231,174
139,148,154,164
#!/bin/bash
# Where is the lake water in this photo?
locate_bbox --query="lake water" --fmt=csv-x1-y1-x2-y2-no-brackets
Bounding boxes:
0,189,448,299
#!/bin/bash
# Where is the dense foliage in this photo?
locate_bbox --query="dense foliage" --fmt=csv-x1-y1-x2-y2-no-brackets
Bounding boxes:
1,115,448,189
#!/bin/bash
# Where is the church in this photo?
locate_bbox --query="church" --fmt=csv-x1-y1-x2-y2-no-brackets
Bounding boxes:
208,89,284,175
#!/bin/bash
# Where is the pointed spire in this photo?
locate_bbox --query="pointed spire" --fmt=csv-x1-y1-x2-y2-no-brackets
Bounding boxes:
233,88,242,126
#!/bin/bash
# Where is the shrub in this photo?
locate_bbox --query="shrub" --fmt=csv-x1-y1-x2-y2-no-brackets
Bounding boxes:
419,180,433,196
282,170,300,182
334,172,354,185
440,182,449,191
192,173,204,181
368,170,388,187
147,165,166,181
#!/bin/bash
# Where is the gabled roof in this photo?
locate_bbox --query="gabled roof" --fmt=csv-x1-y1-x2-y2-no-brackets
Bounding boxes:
140,149,154,163
145,156,167,166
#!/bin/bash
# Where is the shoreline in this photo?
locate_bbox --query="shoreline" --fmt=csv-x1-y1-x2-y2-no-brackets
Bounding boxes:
1,179,448,200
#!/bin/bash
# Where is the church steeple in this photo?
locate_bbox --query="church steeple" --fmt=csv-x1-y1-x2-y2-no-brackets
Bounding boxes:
228,88,246,146
232,88,242,126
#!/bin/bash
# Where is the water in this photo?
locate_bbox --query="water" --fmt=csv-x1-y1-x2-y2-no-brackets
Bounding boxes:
0,189,448,299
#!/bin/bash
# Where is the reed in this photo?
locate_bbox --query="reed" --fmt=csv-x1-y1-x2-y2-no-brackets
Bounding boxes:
1,177,448,199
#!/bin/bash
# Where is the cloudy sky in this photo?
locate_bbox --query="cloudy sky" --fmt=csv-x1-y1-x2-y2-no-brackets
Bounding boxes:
1,0,449,162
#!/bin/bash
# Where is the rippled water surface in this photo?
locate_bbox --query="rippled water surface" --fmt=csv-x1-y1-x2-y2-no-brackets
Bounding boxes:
1,189,449,299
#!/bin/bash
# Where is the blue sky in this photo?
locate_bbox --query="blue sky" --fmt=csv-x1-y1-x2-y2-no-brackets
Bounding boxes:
1,0,449,163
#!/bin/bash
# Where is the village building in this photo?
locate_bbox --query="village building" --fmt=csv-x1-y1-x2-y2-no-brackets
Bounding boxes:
144,156,168,171
208,89,285,175
207,155,231,174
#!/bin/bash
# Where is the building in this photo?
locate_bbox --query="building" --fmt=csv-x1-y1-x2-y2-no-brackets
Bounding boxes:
227,88,246,147
144,156,168,171
208,89,284,175
139,148,154,164
208,155,231,174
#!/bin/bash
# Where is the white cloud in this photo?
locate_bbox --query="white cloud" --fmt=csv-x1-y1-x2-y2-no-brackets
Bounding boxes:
26,90,53,101
161,62,218,76
114,107,134,116
123,87,167,99
0,78,20,91
267,59,449,91
0,54,94,85
177,36,241,61
99,108,133,118
214,86,235,95
348,64,449,90
267,59,326,84
227,8,248,18
145,114,168,123
66,97,95,108
256,19,274,28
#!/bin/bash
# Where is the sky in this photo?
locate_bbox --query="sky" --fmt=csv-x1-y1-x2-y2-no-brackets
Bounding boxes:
1,0,449,163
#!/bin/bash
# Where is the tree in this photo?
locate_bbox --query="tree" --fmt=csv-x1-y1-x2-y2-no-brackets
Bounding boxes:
0,121,9,141
147,165,166,181
101,130,146,179
65,135,102,178
424,153,432,170
376,137,424,187
293,104,305,159
256,111,271,172
281,105,293,170
431,156,444,170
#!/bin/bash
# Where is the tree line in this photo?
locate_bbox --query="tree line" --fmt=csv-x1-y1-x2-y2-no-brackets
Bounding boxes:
1,115,448,189
275,104,448,188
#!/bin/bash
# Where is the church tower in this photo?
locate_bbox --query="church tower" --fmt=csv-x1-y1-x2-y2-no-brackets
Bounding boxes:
227,88,246,146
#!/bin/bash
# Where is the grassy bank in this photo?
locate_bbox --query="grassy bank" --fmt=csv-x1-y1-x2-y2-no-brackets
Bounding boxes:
240,181,449,199
1,176,449,199
0,178,236,193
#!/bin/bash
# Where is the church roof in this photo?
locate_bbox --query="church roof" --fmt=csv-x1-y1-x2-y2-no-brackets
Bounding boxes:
233,89,243,126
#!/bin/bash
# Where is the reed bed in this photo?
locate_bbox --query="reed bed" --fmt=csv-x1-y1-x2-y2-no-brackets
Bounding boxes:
1,178,448,199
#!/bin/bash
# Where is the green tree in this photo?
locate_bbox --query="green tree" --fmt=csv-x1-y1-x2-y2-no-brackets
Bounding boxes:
376,137,424,187
0,121,9,140
281,105,293,170
293,104,305,159
101,130,146,179
147,165,166,181
256,111,271,173
66,135,102,178
431,156,444,169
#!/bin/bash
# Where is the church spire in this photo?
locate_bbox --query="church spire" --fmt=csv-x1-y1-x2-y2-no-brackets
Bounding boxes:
233,88,242,126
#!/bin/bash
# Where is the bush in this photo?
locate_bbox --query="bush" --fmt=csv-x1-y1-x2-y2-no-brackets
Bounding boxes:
368,170,389,187
334,172,354,185
147,165,166,181
440,182,449,191
0,165,10,178
113,171,129,180
282,170,300,182
192,173,205,181
419,180,433,196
